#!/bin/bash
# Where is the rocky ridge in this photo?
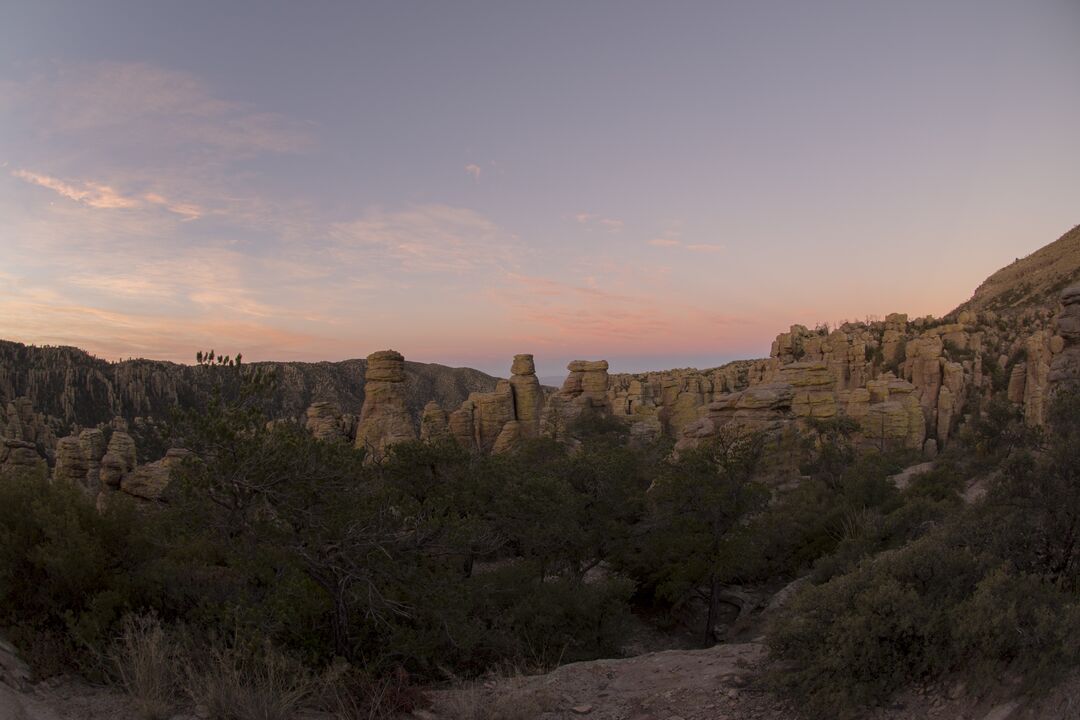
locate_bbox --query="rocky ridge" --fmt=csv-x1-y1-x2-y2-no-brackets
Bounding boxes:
0,341,497,459
6,227,1080,504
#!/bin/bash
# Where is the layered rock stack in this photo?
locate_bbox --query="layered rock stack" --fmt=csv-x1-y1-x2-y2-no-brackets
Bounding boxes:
1049,284,1080,394
508,354,542,438
541,360,611,441
354,350,416,458
676,383,796,453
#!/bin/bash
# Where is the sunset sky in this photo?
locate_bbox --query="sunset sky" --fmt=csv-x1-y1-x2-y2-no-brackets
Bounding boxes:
2,1,1078,376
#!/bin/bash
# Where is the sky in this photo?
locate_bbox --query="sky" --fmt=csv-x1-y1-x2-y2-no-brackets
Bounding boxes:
1,1,1078,377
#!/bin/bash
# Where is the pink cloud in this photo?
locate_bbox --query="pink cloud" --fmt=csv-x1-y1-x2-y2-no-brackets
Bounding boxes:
13,169,138,209
465,163,482,180
14,169,204,219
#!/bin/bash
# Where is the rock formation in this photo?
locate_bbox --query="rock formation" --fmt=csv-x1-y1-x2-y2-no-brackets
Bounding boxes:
120,448,191,502
7,225,1080,484
508,354,542,438
354,350,417,458
1049,284,1080,393
539,360,611,441
305,401,350,443
53,436,90,491
419,401,452,443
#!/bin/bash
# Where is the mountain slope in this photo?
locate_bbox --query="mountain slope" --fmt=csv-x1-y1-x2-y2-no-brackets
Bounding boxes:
952,224,1080,315
0,340,498,433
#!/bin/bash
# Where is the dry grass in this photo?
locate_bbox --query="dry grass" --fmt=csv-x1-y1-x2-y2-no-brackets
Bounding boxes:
184,642,314,720
110,614,179,720
436,679,551,720
315,663,424,719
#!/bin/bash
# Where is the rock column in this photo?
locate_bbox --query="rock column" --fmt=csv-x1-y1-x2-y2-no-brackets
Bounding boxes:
354,350,417,458
508,354,542,438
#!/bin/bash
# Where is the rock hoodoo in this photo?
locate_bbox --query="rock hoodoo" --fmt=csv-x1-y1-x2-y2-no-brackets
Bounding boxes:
508,354,542,438
354,350,417,458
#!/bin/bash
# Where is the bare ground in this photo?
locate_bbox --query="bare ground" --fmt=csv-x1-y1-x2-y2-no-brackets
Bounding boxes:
423,641,1080,720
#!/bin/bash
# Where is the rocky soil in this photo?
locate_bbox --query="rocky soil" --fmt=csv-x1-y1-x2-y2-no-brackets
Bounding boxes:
422,641,1080,720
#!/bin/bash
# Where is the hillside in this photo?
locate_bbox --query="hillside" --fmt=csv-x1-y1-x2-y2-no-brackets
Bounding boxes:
952,224,1080,315
0,340,499,434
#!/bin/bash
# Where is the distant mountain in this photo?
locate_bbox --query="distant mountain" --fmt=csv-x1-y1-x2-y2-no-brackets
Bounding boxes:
0,340,499,435
953,224,1080,315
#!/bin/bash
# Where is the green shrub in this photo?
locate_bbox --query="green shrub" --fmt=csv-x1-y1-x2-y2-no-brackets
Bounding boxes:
0,467,155,674
768,390,1080,716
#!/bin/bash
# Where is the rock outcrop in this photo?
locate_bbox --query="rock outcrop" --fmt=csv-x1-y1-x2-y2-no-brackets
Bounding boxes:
540,360,611,441
419,401,452,443
1049,284,1080,394
120,448,190,502
354,350,416,458
304,401,350,443
53,436,90,491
